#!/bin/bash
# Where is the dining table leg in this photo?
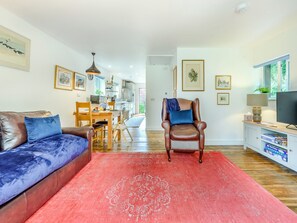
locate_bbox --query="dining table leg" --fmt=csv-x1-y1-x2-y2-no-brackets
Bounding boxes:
107,115,112,149
117,115,121,141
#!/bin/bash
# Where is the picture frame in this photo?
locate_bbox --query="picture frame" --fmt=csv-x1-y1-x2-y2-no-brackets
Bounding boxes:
173,66,177,97
54,65,74,91
0,25,31,71
217,93,230,105
74,72,87,91
182,60,204,91
215,75,231,90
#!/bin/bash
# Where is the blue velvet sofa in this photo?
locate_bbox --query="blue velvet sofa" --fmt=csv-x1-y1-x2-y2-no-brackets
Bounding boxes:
0,111,93,223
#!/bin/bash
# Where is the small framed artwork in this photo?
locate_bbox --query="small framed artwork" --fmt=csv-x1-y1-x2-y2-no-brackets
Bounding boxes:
217,93,230,105
215,75,231,90
54,65,73,91
182,60,205,91
74,72,87,91
0,25,31,71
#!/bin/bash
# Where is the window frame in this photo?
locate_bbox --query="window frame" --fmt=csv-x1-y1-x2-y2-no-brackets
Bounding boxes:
94,76,106,95
254,55,290,100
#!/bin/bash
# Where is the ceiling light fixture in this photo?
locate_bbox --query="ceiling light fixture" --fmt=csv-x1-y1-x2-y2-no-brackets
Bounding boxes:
235,2,247,14
86,52,101,80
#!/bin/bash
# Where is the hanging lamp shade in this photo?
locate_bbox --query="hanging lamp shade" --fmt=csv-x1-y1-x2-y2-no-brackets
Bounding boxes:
86,52,101,75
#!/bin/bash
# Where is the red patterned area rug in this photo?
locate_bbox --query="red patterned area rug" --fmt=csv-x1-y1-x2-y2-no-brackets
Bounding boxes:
26,152,297,223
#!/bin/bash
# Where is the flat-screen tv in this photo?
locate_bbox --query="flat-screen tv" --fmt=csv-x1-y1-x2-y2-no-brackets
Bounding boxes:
276,91,297,128
90,95,106,104
90,95,100,104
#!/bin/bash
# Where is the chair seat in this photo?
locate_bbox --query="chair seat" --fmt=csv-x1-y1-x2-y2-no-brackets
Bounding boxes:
170,124,199,140
96,120,108,125
92,123,104,128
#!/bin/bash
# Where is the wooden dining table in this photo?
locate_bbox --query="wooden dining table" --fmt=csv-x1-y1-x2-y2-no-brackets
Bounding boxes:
74,110,121,149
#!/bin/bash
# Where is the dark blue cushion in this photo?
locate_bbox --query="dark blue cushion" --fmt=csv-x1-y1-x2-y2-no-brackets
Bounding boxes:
169,109,193,126
24,115,62,143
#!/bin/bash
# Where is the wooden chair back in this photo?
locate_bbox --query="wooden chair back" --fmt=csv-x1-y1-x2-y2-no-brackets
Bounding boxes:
108,101,115,110
75,102,92,127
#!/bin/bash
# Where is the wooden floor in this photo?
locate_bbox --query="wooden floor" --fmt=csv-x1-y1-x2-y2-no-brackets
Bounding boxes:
93,126,297,214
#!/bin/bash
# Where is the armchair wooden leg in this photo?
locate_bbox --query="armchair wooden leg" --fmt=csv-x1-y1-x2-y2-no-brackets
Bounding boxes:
199,150,203,163
166,149,171,162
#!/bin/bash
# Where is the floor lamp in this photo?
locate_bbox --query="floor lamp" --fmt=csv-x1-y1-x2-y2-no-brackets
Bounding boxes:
247,94,268,123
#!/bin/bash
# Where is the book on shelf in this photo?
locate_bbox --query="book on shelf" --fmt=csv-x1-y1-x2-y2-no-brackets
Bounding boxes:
264,143,288,162
261,133,287,146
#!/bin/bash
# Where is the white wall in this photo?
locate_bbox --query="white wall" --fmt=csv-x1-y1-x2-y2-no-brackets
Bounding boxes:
0,7,108,127
248,14,297,123
146,65,172,130
176,48,254,145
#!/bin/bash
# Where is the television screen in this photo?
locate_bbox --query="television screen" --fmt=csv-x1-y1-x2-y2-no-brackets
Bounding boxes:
90,95,100,104
276,91,297,126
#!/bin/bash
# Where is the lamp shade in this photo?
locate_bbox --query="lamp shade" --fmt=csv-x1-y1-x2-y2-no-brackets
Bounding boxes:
247,94,268,106
86,52,101,75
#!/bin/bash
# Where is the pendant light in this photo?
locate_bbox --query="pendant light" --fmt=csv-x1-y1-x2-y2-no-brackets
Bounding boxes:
86,52,101,80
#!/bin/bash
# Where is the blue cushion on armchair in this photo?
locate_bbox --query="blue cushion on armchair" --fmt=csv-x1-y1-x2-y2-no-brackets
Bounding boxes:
24,115,62,143
169,109,193,126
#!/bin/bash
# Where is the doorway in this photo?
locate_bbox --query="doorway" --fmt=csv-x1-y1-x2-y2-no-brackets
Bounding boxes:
139,88,146,114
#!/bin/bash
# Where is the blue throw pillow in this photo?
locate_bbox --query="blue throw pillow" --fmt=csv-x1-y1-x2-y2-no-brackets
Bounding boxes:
24,115,62,143
169,109,193,126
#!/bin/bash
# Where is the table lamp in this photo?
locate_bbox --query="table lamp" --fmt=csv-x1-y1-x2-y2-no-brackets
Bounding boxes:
247,94,268,123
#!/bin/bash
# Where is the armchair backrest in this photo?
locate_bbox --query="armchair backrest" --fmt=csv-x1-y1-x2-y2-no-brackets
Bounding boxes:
162,98,201,122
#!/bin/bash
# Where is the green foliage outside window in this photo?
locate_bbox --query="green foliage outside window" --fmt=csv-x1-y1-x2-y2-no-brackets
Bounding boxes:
264,60,288,99
139,103,145,114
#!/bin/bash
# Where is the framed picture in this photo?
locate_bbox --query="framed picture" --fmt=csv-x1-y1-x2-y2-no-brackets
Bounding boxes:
182,60,204,91
215,75,231,90
54,65,73,91
74,72,87,91
217,93,230,105
173,66,177,97
0,25,31,71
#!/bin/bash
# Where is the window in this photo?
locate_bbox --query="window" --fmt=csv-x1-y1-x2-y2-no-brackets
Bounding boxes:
254,55,290,99
94,76,105,95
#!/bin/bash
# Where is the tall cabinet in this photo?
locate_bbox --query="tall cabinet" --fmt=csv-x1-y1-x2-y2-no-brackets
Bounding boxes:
244,121,297,172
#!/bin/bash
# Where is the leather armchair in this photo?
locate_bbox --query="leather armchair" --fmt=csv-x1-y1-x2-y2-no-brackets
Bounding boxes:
161,98,207,163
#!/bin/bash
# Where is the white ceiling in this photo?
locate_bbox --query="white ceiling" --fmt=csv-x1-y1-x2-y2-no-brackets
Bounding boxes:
1,0,297,83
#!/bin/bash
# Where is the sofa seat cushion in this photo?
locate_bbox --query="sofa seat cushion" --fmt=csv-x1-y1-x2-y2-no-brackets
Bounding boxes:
170,124,199,141
0,134,88,206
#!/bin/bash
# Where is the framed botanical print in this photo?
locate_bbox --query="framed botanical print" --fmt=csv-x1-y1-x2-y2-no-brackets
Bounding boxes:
54,65,73,91
74,72,87,91
215,75,231,90
182,60,205,91
217,93,230,105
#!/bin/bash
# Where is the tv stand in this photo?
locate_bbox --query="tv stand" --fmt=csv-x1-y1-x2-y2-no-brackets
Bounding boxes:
243,121,297,172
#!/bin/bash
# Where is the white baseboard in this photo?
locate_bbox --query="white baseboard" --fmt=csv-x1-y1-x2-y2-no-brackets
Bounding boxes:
145,127,163,131
205,139,243,146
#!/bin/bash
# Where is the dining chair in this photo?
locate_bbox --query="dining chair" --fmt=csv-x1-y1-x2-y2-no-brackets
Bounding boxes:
75,102,104,148
113,110,133,142
108,101,115,110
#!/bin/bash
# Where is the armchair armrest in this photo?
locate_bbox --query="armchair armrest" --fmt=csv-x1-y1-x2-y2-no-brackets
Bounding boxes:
161,120,170,132
194,120,207,151
161,120,171,149
62,126,94,140
194,120,207,132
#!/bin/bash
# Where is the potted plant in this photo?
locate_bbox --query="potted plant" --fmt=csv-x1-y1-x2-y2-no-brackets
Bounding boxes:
254,87,270,93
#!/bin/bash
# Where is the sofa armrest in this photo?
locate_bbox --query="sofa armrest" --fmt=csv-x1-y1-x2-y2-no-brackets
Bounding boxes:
62,126,93,140
161,120,171,149
194,120,207,151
